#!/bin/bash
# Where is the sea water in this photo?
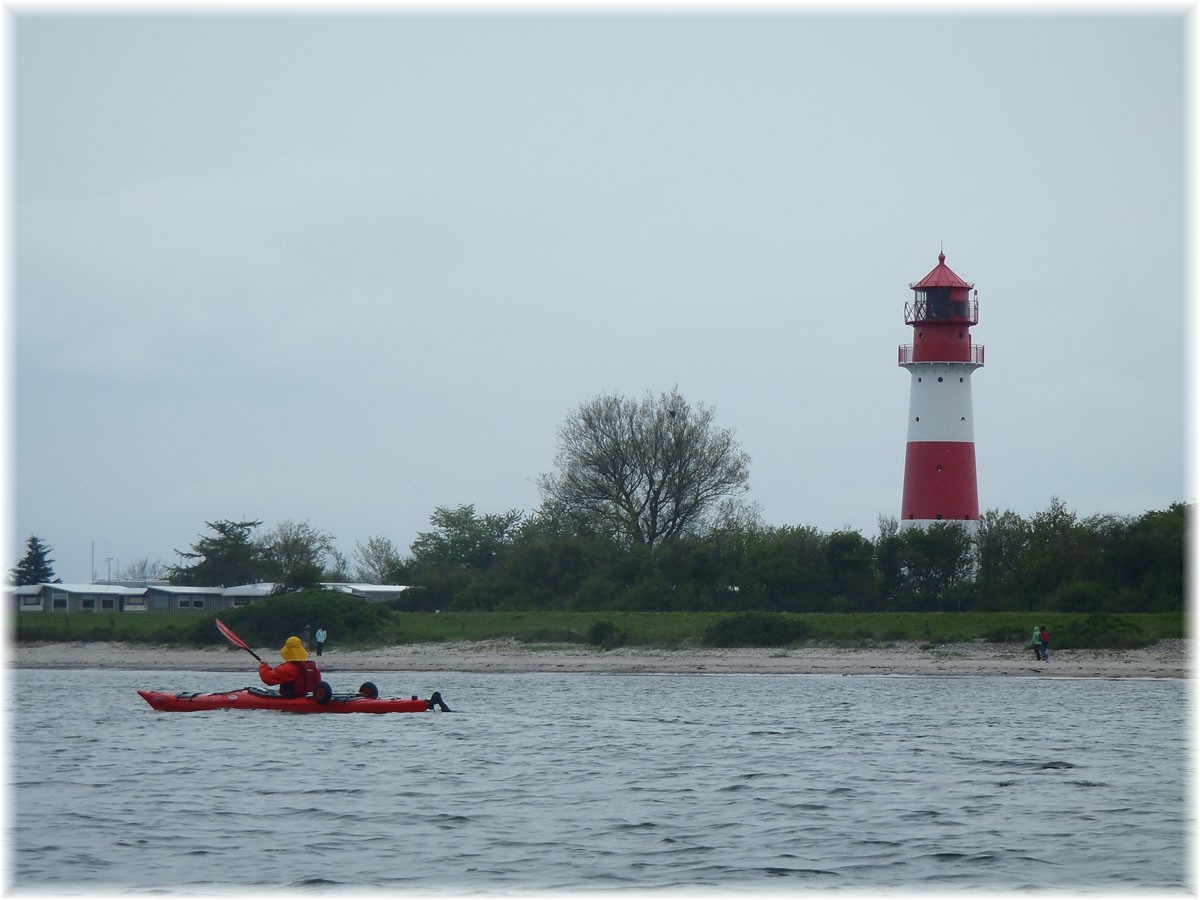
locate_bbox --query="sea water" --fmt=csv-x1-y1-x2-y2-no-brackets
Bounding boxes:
8,668,1190,893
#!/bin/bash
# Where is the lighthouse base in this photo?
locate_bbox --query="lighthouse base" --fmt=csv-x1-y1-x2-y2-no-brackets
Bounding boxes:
899,517,979,535
900,440,979,526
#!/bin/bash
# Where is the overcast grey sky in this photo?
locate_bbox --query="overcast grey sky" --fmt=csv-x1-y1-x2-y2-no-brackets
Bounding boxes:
9,9,1189,584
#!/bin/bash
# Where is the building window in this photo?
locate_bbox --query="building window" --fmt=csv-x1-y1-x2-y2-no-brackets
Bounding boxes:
82,598,95,610
101,598,115,610
192,598,206,610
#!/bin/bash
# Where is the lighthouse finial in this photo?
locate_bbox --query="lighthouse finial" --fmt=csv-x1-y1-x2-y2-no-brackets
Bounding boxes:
938,241,945,265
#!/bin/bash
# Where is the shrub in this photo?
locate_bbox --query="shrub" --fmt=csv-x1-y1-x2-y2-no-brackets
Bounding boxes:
570,574,621,611
1045,579,1114,613
587,620,627,650
701,611,808,648
1058,613,1152,650
215,591,393,648
616,577,672,611
829,595,856,614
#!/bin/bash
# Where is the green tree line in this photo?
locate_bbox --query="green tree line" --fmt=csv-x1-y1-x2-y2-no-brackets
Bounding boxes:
385,498,1186,615
143,497,1181,617
11,497,1187,622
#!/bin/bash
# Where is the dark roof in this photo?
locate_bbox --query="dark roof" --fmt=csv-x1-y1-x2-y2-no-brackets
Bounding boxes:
910,252,974,290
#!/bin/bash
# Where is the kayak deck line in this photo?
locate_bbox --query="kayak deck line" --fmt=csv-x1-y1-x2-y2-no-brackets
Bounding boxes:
137,687,451,714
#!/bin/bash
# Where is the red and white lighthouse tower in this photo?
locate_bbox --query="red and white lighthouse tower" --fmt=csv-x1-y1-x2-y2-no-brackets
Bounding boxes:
898,251,984,529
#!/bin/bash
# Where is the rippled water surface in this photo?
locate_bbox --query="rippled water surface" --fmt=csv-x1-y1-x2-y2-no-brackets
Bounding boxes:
11,668,1189,892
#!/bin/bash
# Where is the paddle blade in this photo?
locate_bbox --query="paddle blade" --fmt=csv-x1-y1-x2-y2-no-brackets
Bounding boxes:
215,618,251,652
216,618,263,662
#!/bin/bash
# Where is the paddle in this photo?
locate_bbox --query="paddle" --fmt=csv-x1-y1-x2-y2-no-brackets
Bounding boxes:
215,618,263,663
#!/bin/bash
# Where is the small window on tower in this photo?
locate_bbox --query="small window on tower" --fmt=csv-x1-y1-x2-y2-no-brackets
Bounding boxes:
937,377,943,382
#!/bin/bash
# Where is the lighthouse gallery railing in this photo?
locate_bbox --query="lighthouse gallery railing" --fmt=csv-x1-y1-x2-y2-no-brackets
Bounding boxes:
897,344,985,366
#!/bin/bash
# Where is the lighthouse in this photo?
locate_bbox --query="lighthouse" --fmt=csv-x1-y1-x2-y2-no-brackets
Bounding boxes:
898,251,984,529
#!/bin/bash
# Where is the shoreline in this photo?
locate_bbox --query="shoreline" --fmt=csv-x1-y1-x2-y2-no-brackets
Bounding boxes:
8,638,1190,679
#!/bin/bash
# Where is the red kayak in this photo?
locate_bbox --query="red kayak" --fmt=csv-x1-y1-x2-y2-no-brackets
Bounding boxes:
138,685,450,715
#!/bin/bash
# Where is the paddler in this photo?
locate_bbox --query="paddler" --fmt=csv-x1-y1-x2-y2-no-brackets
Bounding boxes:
258,635,323,698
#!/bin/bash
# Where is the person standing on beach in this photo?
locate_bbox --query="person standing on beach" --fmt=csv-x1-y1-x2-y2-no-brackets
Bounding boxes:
301,624,312,651
1039,626,1051,661
1030,626,1045,661
315,626,327,657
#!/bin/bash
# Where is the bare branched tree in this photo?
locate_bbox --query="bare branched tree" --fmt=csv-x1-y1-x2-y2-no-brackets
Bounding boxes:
257,520,338,591
353,536,405,583
538,387,751,548
117,557,169,583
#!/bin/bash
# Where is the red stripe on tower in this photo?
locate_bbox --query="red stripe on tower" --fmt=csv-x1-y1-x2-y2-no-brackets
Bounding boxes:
898,252,984,529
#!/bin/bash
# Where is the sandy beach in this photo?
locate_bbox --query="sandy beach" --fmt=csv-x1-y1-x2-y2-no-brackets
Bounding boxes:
9,638,1190,679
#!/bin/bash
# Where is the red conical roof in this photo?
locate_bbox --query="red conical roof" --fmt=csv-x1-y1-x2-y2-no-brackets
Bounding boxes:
910,251,974,290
